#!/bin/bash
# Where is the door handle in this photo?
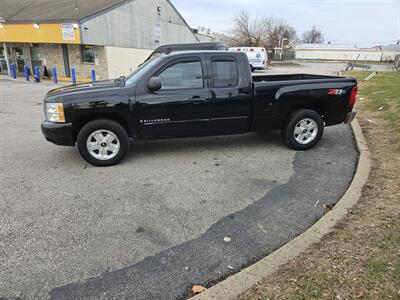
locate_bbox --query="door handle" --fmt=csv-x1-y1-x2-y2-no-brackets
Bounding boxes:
190,96,207,104
192,100,205,104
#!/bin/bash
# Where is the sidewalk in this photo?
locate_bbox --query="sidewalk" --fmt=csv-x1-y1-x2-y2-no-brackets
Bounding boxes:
0,74,90,86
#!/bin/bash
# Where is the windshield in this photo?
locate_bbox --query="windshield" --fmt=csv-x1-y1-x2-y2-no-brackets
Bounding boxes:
124,56,163,86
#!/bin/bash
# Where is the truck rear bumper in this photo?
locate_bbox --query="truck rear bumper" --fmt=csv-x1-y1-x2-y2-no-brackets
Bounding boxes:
344,110,357,124
41,121,75,146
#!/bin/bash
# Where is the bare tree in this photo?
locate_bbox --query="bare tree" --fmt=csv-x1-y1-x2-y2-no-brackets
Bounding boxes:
230,10,297,48
302,26,324,43
230,10,264,46
262,17,297,48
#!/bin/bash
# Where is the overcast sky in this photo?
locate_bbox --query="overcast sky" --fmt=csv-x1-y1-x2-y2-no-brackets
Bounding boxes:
171,0,400,47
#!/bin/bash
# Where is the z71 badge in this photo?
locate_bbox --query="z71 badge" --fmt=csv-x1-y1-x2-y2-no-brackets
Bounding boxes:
327,89,345,95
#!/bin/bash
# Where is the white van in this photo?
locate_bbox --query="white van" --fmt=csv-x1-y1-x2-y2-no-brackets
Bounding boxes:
229,47,267,71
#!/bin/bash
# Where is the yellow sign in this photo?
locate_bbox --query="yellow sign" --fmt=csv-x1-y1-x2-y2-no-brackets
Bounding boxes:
0,23,81,44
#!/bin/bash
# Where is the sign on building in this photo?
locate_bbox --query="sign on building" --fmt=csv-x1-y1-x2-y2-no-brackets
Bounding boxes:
61,23,75,41
154,21,161,40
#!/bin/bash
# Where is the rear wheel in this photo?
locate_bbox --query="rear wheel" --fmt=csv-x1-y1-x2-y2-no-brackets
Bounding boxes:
77,119,129,166
282,109,324,150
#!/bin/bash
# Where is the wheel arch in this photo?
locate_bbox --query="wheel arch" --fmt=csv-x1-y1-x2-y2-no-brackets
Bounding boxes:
287,103,326,119
72,113,132,142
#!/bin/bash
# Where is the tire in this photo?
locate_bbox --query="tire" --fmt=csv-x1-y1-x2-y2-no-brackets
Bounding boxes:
282,109,324,150
77,119,129,166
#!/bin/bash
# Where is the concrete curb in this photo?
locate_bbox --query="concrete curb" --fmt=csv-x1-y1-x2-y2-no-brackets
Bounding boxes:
0,75,80,86
193,119,370,300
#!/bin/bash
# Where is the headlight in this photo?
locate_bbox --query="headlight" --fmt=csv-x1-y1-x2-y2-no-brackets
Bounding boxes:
45,103,65,122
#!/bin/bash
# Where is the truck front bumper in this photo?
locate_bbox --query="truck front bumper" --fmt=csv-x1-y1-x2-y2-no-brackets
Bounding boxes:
41,121,75,146
344,110,357,123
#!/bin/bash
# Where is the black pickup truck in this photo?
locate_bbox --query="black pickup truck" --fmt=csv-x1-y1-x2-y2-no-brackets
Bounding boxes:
41,51,357,166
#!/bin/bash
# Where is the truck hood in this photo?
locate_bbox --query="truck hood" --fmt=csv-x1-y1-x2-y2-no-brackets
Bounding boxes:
45,80,120,100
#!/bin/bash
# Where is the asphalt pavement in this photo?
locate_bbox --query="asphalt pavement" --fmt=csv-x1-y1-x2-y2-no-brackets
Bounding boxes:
0,64,357,299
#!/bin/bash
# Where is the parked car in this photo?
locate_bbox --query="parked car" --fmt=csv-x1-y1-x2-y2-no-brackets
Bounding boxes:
229,47,267,71
41,50,357,166
144,41,227,63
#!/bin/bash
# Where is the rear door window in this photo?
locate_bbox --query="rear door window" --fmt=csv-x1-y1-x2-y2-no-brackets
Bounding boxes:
211,57,239,88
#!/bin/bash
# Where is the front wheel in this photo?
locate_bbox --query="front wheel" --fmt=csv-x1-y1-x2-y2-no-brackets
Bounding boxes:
77,119,129,166
282,109,324,150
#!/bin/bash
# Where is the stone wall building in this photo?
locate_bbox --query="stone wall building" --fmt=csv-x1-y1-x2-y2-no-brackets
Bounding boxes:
0,0,201,80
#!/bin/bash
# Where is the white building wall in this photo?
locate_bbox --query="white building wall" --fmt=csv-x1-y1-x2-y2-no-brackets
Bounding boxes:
381,51,400,62
105,46,152,78
81,0,198,50
295,49,382,62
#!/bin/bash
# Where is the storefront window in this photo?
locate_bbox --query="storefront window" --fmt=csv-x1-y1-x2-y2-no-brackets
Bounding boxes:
81,45,95,63
0,46,7,74
30,44,41,60
30,44,42,75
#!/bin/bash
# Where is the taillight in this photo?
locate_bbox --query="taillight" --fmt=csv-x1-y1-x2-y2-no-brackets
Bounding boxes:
348,86,358,107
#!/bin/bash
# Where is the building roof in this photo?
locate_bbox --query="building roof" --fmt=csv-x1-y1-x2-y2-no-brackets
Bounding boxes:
0,0,126,23
380,44,400,52
295,43,358,50
295,43,390,52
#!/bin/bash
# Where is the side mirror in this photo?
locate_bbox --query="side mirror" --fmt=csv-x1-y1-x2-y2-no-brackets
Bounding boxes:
147,77,161,92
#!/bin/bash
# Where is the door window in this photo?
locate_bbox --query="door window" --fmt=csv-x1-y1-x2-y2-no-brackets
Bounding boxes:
158,59,203,90
30,44,41,60
211,58,239,87
13,47,25,72
0,46,7,74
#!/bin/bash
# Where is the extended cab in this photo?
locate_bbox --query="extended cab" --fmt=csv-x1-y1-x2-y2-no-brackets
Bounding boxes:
41,51,357,166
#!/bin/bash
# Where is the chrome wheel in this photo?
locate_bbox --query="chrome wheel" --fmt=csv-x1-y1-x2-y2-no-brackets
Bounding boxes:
293,118,318,145
86,129,120,160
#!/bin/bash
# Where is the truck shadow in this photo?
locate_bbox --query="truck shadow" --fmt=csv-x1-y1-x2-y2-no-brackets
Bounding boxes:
52,130,285,167
124,130,284,162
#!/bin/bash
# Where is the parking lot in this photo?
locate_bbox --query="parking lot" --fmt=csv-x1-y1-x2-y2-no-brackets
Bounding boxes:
0,63,358,299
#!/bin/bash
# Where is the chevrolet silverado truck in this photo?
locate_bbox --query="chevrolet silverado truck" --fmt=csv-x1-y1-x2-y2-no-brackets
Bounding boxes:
41,51,357,166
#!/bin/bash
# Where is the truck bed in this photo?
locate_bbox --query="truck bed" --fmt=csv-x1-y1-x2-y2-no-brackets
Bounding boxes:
251,73,357,129
252,73,341,82
252,73,356,96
